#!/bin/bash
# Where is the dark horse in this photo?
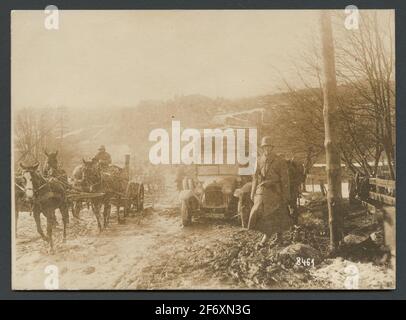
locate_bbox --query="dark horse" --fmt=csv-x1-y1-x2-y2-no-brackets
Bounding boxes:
43,150,68,183
43,150,79,218
14,174,29,235
73,159,112,231
71,159,99,222
287,158,307,224
78,159,130,231
19,162,69,253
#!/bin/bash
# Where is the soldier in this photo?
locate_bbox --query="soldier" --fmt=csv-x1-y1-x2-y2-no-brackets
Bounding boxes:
92,145,112,168
248,136,292,247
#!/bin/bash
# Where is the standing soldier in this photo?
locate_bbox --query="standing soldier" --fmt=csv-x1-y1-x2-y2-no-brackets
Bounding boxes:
248,136,292,247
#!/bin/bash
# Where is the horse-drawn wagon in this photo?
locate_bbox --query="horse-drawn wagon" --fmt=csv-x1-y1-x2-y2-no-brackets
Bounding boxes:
15,152,144,252
70,154,144,228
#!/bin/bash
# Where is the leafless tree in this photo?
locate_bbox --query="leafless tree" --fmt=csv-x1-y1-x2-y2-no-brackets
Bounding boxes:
14,108,52,166
335,11,395,179
275,11,395,179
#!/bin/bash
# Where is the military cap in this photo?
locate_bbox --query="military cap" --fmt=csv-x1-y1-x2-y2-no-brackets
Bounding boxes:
260,136,273,148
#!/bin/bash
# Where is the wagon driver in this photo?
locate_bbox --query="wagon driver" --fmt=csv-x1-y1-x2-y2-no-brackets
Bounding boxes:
92,145,112,168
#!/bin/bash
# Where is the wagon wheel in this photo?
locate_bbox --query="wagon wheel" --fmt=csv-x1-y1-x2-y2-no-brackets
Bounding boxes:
125,182,138,216
136,184,144,212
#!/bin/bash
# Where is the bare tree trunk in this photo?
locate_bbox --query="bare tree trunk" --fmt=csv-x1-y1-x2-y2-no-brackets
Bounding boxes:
373,144,382,176
320,11,343,253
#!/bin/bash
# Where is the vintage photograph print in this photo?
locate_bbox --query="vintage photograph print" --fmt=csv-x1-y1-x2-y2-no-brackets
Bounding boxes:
11,9,395,290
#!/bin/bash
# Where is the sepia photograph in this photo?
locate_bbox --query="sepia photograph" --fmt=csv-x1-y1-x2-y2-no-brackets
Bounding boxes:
11,9,395,290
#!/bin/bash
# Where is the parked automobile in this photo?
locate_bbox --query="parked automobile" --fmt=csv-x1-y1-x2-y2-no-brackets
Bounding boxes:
179,164,249,226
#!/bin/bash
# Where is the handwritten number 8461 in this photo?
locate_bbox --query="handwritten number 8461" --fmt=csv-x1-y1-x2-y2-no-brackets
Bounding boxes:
296,257,315,268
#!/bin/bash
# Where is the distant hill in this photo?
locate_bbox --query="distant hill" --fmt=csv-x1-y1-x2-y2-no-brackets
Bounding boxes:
13,90,320,173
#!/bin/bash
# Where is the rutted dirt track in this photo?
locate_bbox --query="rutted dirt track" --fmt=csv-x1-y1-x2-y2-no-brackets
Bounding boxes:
13,192,395,290
13,191,247,290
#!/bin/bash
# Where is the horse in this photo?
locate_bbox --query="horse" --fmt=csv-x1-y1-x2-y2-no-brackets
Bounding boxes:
19,162,69,253
43,150,69,182
287,159,307,224
70,160,95,218
14,174,30,235
98,164,129,223
43,150,76,219
76,159,112,231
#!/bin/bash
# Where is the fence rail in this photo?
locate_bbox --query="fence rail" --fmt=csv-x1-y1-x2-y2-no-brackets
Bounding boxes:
369,178,395,189
368,178,396,206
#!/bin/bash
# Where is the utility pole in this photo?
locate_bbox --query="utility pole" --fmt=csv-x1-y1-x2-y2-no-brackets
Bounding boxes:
57,106,68,166
320,11,343,253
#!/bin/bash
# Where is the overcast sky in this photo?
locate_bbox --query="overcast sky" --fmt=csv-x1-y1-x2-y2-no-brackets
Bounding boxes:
11,10,392,109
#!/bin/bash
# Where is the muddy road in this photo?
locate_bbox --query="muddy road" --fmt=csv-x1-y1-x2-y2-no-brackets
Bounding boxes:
13,192,250,290
13,192,395,290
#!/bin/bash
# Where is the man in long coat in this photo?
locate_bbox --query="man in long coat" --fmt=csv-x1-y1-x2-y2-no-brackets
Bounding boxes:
248,136,292,247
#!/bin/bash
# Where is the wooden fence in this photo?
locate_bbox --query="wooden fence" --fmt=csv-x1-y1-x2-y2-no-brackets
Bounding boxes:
368,178,396,206
364,177,396,268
